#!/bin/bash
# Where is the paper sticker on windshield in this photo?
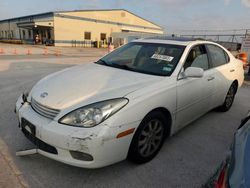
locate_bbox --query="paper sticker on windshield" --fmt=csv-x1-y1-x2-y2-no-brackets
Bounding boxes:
151,54,174,62
163,67,172,72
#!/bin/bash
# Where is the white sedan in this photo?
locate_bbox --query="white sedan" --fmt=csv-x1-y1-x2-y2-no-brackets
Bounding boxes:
15,37,244,168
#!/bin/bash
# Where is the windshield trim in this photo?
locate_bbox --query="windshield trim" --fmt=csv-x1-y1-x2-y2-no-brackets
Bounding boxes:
95,60,168,77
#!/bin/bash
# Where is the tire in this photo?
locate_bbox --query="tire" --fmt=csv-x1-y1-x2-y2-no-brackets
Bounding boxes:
218,83,237,112
127,111,168,164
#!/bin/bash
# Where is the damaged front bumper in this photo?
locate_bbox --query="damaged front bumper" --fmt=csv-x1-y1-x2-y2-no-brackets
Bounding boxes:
15,95,139,168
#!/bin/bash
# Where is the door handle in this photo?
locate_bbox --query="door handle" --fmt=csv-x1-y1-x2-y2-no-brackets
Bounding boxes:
230,69,235,72
207,76,215,81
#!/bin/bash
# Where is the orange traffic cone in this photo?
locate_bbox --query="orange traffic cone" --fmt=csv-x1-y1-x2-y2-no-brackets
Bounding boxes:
108,44,114,53
27,49,31,55
13,48,18,55
0,48,4,54
55,50,61,56
43,48,48,55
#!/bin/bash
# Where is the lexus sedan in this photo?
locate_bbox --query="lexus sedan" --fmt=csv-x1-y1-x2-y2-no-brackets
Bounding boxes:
15,37,244,168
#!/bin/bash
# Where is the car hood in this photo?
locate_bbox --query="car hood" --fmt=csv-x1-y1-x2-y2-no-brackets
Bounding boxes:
30,63,164,109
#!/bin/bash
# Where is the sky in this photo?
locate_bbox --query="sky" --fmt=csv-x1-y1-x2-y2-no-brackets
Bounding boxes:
0,0,250,34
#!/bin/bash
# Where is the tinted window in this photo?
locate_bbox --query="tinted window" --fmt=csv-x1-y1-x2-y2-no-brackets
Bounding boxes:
96,42,185,76
184,45,209,70
206,44,228,67
109,44,141,62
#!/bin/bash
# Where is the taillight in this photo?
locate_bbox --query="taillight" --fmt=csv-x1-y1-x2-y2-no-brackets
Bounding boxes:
215,164,228,188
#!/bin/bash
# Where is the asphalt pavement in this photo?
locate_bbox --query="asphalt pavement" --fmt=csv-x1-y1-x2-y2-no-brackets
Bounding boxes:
0,52,250,188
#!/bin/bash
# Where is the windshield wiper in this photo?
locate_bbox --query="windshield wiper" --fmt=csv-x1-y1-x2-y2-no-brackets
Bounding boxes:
96,60,166,76
96,59,109,65
97,60,134,71
111,64,135,71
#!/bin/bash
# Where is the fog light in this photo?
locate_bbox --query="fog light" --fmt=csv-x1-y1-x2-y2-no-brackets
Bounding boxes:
70,151,93,161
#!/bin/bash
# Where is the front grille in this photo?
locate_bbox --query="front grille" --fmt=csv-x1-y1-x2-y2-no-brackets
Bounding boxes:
31,98,60,119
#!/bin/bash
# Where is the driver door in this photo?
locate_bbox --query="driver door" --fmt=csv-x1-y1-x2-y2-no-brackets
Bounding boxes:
175,44,216,131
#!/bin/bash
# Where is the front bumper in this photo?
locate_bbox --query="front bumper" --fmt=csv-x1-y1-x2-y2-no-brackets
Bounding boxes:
15,96,139,168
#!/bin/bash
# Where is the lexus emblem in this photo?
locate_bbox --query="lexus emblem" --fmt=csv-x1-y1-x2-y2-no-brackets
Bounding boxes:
40,92,48,98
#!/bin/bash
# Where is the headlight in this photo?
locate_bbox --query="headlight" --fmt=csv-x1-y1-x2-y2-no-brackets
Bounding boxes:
59,98,129,128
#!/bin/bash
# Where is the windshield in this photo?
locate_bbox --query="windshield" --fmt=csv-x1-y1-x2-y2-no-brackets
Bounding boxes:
96,42,185,76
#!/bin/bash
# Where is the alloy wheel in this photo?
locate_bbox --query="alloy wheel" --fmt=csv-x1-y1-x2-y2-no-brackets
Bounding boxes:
225,86,235,108
138,119,164,157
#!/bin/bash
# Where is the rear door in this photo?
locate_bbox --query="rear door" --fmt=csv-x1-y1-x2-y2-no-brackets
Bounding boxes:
205,44,234,107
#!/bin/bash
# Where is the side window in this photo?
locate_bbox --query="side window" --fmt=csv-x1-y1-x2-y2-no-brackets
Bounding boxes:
184,45,209,70
206,44,228,67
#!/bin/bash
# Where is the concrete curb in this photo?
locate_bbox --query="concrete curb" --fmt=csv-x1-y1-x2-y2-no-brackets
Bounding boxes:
0,139,28,188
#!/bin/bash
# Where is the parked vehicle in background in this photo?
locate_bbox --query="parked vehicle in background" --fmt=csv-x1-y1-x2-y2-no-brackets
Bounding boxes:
15,37,244,168
206,110,250,188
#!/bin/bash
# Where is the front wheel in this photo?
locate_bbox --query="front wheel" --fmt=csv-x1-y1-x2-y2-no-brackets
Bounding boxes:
218,83,237,112
127,111,167,164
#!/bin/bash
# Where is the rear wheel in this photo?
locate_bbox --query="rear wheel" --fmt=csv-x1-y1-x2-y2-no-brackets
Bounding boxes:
128,111,168,163
218,83,237,112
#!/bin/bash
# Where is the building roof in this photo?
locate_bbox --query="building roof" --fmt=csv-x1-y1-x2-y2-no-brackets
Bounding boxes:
0,9,163,29
55,9,163,29
0,12,54,23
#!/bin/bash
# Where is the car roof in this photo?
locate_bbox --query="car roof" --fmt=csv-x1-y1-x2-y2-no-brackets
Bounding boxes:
134,36,208,46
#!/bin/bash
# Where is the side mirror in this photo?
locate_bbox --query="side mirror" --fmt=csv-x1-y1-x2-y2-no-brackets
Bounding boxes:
184,67,204,78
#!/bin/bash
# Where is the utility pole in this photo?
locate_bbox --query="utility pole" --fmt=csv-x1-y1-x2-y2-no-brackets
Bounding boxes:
8,20,10,39
231,35,235,49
